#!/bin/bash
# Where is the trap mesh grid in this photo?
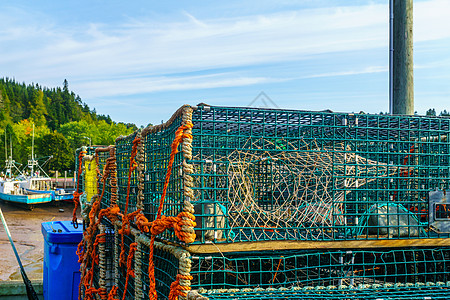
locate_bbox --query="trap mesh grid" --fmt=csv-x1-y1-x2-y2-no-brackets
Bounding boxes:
76,105,450,299
143,115,185,222
195,286,450,300
79,106,450,244
81,217,182,300
81,219,115,296
190,248,450,290
96,148,114,209
115,132,140,214
190,247,450,299
116,232,136,300
140,105,450,243
84,233,450,300
138,241,180,299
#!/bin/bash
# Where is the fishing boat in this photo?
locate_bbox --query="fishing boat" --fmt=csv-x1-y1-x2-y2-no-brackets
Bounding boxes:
0,158,52,207
17,124,74,202
0,179,52,205
20,177,74,201
0,127,56,207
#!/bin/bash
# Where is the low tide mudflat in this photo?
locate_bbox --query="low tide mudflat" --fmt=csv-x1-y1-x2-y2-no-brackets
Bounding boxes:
0,201,75,281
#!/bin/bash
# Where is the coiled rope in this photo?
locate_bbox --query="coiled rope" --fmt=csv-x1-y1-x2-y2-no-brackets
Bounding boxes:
73,149,87,228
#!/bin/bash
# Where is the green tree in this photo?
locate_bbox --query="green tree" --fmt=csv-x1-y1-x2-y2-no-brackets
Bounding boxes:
12,119,50,165
0,83,12,125
0,77,138,168
29,89,47,126
57,120,95,149
426,108,436,116
37,132,73,171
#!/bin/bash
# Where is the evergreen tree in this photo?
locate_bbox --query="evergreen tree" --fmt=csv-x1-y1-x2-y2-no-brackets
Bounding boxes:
37,132,73,171
0,77,136,172
29,89,47,126
440,110,450,117
426,108,436,116
0,83,12,124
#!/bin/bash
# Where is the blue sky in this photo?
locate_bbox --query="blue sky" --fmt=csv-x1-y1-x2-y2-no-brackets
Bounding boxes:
1,0,449,126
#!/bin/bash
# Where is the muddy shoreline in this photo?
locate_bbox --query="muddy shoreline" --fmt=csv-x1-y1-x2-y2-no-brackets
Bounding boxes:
0,200,76,281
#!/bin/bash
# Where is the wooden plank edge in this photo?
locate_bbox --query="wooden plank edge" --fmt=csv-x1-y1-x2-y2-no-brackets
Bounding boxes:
185,238,450,254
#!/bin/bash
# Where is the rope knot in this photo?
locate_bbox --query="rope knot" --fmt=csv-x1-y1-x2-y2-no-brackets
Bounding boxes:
136,213,151,233
168,274,194,300
149,212,196,243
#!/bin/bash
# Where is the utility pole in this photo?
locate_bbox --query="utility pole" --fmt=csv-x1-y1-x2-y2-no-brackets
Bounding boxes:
390,0,414,115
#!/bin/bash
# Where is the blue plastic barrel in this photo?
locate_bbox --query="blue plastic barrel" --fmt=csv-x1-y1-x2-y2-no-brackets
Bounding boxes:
41,221,83,300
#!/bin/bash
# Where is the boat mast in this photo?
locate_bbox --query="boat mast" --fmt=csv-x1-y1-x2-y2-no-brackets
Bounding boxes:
27,123,50,178
9,134,12,177
31,124,35,175
4,132,6,164
4,132,7,178
27,123,39,176
2,131,24,178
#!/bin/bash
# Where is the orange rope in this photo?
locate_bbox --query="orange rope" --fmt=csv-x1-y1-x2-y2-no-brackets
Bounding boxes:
134,212,196,243
151,213,196,243
393,145,415,200
76,147,121,300
271,256,284,286
84,287,106,300
148,121,194,300
122,242,138,300
81,232,106,300
73,150,87,228
124,137,140,215
90,233,107,284
78,152,120,263
119,136,141,266
156,123,192,219
107,286,119,300
79,205,120,300
119,210,141,266
168,274,194,300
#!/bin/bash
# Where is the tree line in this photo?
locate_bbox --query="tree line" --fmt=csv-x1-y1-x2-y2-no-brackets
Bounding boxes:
425,108,450,117
0,78,136,174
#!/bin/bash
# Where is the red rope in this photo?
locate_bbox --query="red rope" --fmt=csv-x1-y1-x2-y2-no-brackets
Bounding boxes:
122,242,138,300
119,136,141,266
148,121,194,300
107,286,119,300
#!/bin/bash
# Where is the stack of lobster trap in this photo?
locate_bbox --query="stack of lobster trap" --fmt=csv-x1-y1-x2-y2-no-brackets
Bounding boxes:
75,104,450,299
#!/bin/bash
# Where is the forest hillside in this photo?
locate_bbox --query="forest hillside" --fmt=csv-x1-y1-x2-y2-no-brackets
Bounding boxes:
0,78,136,173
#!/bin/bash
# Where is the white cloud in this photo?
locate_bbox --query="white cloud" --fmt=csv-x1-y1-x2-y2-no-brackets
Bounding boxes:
0,0,449,125
74,73,284,98
303,66,387,79
415,0,450,42
0,2,389,83
2,1,448,85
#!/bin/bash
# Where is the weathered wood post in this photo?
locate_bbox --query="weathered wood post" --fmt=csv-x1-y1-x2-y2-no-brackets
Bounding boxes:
390,0,414,115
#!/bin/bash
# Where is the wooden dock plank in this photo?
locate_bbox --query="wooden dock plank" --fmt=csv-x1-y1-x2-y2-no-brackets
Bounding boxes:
186,238,450,254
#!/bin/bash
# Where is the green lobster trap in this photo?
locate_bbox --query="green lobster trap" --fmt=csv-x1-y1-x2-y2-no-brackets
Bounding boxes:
74,104,450,300
81,220,450,300
190,248,450,290
191,286,450,300
135,105,450,244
